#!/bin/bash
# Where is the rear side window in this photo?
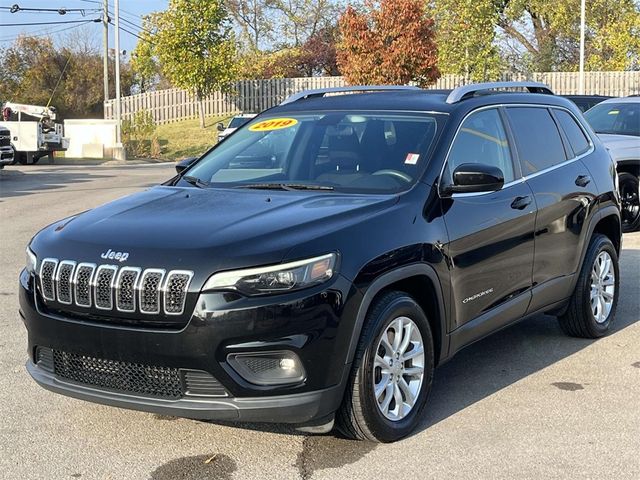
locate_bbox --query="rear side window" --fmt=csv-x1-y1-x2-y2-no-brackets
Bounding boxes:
506,107,567,175
554,109,591,156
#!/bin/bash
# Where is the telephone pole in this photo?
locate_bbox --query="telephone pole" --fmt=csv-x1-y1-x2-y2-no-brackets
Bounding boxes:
102,0,109,102
114,0,122,145
579,0,586,94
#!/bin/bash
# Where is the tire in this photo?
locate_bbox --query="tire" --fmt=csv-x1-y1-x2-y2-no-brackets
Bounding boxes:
558,234,619,338
337,291,434,442
16,151,27,165
10,145,18,165
619,172,640,233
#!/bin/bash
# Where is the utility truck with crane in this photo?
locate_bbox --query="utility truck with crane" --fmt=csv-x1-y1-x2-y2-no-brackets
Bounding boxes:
1,102,69,164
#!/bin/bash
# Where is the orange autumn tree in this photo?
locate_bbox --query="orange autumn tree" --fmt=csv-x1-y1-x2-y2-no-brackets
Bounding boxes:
337,0,440,87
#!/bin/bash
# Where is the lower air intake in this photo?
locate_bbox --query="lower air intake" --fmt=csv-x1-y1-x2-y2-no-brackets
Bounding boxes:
52,349,183,399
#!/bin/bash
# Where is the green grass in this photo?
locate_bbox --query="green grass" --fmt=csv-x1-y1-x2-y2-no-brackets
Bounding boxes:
155,115,230,161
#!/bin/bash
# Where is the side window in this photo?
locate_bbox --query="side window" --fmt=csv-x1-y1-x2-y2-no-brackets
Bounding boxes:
554,109,591,156
506,107,567,175
446,108,515,184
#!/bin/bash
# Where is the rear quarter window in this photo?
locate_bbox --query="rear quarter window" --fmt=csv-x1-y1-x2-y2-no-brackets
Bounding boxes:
554,109,591,156
506,107,567,175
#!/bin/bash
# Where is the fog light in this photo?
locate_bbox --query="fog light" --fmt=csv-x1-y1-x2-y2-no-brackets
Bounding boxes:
279,358,296,370
227,351,305,386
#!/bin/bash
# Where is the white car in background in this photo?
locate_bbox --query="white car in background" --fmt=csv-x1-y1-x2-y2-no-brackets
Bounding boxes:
584,97,640,232
216,113,257,143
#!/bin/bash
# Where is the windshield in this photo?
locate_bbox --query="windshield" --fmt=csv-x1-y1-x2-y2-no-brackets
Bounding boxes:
584,102,640,137
228,116,253,129
182,111,444,193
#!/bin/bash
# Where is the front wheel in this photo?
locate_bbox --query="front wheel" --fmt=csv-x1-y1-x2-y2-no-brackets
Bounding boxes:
619,172,640,233
337,291,434,442
558,234,619,338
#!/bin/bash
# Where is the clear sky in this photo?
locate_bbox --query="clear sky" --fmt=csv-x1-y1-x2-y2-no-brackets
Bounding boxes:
0,0,168,54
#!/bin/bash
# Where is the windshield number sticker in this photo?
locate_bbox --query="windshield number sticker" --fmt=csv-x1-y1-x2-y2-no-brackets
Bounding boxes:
405,153,420,165
249,118,298,132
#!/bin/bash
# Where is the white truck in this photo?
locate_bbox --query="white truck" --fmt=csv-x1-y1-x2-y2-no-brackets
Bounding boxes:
0,102,69,164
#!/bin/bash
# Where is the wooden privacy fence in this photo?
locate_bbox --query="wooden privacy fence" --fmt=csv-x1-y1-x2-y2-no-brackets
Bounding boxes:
104,71,640,125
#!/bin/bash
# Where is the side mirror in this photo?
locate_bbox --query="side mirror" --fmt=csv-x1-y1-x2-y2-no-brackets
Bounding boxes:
216,122,225,132
448,163,504,194
175,156,197,174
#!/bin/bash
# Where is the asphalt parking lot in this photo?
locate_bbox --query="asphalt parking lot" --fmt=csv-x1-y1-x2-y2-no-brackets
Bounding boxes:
1,164,639,480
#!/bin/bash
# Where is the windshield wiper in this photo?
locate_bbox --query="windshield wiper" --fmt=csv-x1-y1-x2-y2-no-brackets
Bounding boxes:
182,175,210,188
235,183,334,191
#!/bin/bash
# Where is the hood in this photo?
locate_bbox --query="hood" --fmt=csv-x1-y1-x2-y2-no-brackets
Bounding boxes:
220,127,237,138
598,134,640,162
31,185,397,275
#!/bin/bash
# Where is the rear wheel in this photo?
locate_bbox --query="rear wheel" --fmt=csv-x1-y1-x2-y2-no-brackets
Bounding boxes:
558,234,619,338
619,172,640,233
337,291,434,442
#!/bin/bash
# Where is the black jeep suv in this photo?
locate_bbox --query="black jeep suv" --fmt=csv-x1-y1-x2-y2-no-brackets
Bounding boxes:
20,82,622,442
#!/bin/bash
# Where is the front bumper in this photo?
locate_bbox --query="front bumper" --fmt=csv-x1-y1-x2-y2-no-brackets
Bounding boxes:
0,146,13,166
19,269,360,425
27,359,343,423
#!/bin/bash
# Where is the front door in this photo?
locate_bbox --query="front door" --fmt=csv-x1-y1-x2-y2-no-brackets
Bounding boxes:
440,107,536,329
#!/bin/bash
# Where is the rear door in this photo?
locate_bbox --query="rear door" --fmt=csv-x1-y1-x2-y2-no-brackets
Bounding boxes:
505,106,599,312
440,107,536,330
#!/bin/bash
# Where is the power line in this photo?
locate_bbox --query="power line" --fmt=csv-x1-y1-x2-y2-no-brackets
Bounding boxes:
107,9,153,35
0,5,100,15
117,24,153,44
0,21,95,42
0,18,101,27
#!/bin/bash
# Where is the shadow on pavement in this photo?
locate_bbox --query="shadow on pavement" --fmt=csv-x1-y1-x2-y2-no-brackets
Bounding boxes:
418,245,639,434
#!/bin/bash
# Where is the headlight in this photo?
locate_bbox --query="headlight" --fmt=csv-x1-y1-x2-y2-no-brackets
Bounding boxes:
26,246,37,274
202,253,337,296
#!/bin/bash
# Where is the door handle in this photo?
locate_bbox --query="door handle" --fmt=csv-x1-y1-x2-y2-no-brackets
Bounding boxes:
511,195,532,210
575,175,591,187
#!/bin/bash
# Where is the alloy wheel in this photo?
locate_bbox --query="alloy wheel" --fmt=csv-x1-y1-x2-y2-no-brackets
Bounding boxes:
590,251,615,324
373,316,425,421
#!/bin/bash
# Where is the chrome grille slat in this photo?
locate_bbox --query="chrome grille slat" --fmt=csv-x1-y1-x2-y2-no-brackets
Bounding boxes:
55,261,76,305
139,269,165,314
116,267,141,312
164,271,194,315
39,260,193,317
39,258,59,301
93,265,118,310
73,263,96,307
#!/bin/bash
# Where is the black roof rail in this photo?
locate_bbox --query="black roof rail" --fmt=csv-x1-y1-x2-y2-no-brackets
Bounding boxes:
446,81,554,104
280,85,421,105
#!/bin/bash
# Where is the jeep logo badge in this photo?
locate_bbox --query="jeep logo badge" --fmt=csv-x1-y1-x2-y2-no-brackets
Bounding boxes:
101,248,129,262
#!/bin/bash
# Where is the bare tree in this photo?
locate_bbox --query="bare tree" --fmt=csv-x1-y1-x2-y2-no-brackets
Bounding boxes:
227,0,272,50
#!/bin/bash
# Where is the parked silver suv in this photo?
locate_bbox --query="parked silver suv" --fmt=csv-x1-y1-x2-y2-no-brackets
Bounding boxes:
585,97,640,232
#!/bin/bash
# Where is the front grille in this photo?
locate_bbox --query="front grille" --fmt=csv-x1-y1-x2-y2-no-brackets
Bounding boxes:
52,349,183,399
35,347,227,399
40,259,58,301
94,265,117,310
55,261,76,304
164,271,193,315
74,263,95,307
37,259,193,316
116,267,141,312
139,269,164,314
0,134,10,147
